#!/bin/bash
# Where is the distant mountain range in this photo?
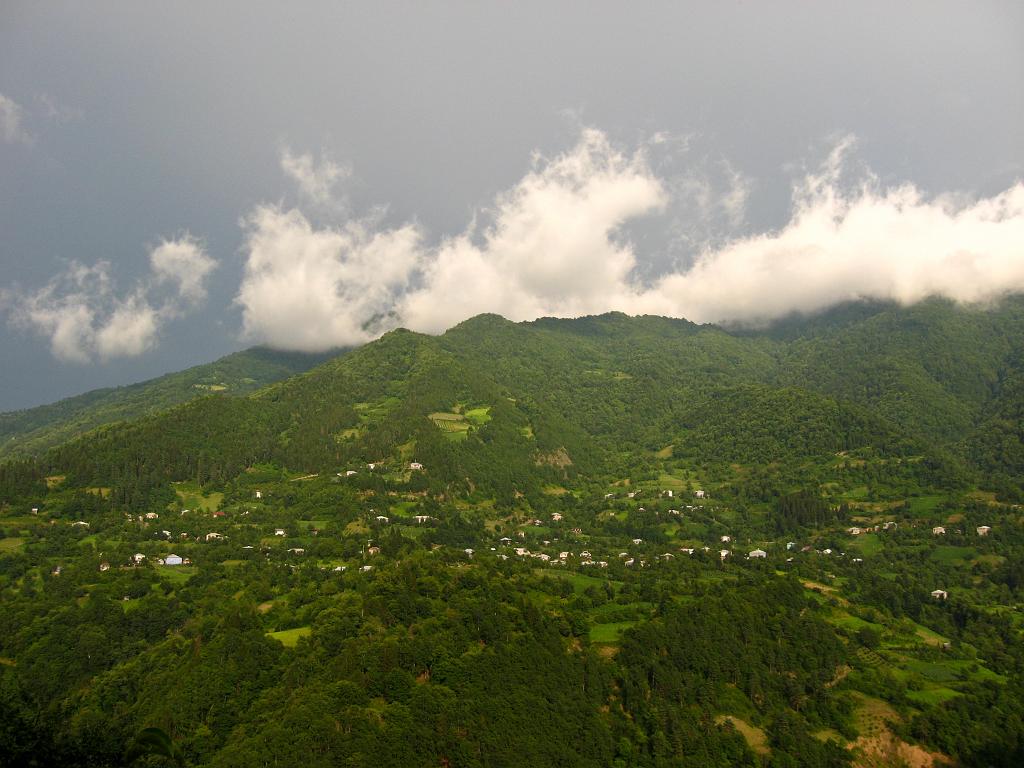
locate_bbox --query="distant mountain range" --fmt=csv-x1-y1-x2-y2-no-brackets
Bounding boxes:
4,295,1022,507
0,347,339,461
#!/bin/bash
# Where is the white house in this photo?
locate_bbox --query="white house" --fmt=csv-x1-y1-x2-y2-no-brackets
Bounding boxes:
367,546,381,556
145,512,159,520
847,527,862,536
580,550,592,558
719,549,730,559
360,565,374,572
414,515,435,524
205,532,224,541
977,525,991,536
99,562,110,572
71,521,89,528
375,515,390,523
464,548,474,557
255,490,262,499
663,489,673,498
632,538,643,545
695,489,706,499
287,548,305,555
748,549,767,559
133,553,146,564
164,554,183,566
346,470,358,476
409,462,424,470
367,463,376,470
274,529,287,537
680,548,695,555
720,535,731,543
559,551,570,560
551,513,563,522
883,521,897,530
786,541,796,550
30,507,39,514
932,526,946,536
931,589,948,600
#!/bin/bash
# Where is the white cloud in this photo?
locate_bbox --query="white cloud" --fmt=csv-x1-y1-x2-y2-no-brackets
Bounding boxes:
236,129,1024,351
0,93,32,145
280,148,350,209
3,235,216,363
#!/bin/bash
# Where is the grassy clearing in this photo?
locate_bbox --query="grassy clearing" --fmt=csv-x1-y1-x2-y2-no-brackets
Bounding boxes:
539,569,623,595
156,565,197,585
267,626,312,647
174,482,223,513
930,545,975,565
0,538,25,554
850,534,883,557
588,621,635,644
463,407,491,426
715,716,770,755
907,687,961,706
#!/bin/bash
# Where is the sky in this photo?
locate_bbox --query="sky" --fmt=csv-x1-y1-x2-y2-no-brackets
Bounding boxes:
1,1,1022,411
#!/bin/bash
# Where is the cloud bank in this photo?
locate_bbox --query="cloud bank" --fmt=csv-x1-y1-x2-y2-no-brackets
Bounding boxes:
0,93,32,145
3,235,215,363
236,130,1024,350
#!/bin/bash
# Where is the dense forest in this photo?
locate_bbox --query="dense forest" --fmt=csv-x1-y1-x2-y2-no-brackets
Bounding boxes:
2,297,1024,767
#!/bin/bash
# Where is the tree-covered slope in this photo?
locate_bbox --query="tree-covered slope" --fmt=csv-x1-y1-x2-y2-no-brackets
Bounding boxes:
0,347,339,461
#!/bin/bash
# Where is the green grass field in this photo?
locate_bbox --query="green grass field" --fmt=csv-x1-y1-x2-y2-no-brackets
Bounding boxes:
173,482,223,513
930,545,975,565
850,533,883,556
267,626,312,647
156,565,197,585
588,621,635,644
0,538,25,553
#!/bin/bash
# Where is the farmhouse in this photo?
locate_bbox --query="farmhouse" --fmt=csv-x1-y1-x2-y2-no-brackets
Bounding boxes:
931,589,948,600
164,554,183,566
977,525,991,536
409,462,424,470
748,549,767,559
133,553,146,564
414,515,435,524
720,535,731,543
367,546,381,556
551,513,563,521
375,515,390,523
274,529,287,537
847,527,862,536
932,526,946,535
695,490,706,499
205,532,224,541
255,490,262,499
719,549,730,559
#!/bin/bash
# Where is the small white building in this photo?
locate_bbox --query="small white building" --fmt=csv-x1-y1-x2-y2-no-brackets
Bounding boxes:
345,470,358,476
255,490,262,499
360,565,374,572
274,529,287,537
375,515,390,524
414,515,435,524
287,548,305,555
932,526,946,535
367,546,381,556
409,462,424,470
551,513,563,522
720,535,731,543
786,542,796,550
164,554,183,566
663,489,673,498
748,549,767,559
205,532,224,541
931,589,948,600
145,512,159,520
847,527,862,536
719,549,730,559
71,520,89,528
695,490,706,499
632,538,643,545
99,562,110,572
133,553,146,564
977,525,991,536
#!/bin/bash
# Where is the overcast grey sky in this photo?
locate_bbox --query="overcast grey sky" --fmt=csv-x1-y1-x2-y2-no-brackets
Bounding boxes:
1,1,1022,410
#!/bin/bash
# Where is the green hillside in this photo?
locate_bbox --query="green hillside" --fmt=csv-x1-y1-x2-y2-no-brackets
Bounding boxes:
2,297,1024,767
0,346,339,461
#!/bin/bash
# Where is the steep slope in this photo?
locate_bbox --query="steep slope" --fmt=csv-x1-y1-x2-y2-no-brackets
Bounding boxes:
0,347,339,461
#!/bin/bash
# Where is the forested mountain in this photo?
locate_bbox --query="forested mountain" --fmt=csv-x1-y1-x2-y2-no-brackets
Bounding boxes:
2,296,1024,767
0,346,339,461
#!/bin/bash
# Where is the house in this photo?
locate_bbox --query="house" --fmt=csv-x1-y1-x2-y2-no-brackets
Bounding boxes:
360,565,374,572
499,537,512,543
720,535,731,543
367,463,376,470
255,490,262,499
786,542,796,550
164,554,183,566
551,513,563,522
51,565,62,576
604,493,614,499
627,492,636,499
660,552,675,560
71,520,89,528
99,561,110,572
409,462,424,470
695,490,706,499
719,549,730,559
536,553,549,562
515,547,529,556
274,529,287,537
367,546,381,556
977,525,991,536
464,548,474,557
580,550,592,559
205,532,224,541
822,548,833,555
559,552,570,560
213,511,225,518
669,509,681,516
748,549,767,559
287,548,305,555
31,507,38,514
414,515,435,524
345,470,358,476
145,512,159,520
883,521,897,530
632,538,643,545
847,527,862,536
932,526,946,536
680,548,695,555
663,490,673,498
931,589,948,600
375,515,390,523
624,558,635,566
133,553,146,564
